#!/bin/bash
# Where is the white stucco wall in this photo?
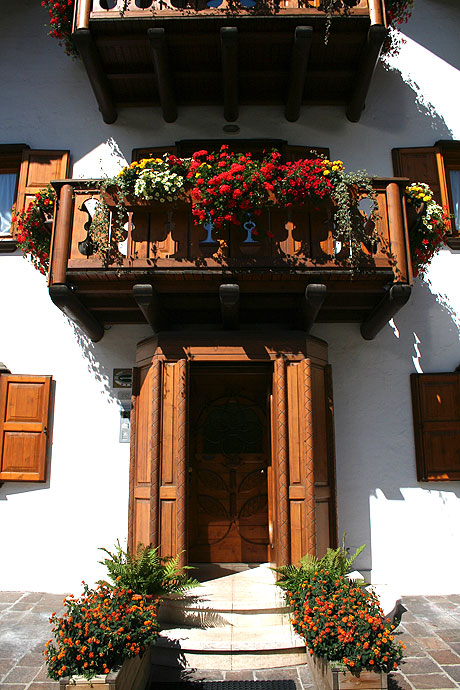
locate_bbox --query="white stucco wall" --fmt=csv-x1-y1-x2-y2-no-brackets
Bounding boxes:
0,0,459,594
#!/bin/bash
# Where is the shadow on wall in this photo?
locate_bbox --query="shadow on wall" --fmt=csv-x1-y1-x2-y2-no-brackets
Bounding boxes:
402,0,460,71
316,277,460,578
0,318,151,500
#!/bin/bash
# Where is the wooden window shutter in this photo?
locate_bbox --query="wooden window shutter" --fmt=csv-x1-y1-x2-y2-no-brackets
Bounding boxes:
0,375,53,482
411,373,460,481
15,150,70,218
392,146,448,208
131,146,178,162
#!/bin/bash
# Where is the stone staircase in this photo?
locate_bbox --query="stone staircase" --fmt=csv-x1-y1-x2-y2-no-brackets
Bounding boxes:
154,564,307,671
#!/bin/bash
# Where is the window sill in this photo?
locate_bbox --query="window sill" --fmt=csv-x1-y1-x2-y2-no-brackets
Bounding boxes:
0,237,17,253
446,235,460,250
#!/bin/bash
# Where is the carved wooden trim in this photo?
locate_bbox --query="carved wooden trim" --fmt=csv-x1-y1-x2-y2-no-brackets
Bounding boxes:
303,358,316,556
149,359,162,547
274,357,290,566
175,359,188,567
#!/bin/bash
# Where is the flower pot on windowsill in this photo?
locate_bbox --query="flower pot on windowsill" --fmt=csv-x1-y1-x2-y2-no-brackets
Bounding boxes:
59,647,153,690
306,653,388,690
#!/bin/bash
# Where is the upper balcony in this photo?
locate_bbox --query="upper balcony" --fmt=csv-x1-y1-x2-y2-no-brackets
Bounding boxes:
72,0,387,123
47,176,412,342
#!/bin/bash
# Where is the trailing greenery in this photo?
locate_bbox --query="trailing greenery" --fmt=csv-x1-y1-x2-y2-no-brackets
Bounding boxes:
99,541,199,597
275,537,365,594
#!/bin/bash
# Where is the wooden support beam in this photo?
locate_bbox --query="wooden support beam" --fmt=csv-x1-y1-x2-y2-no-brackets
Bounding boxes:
220,27,239,123
346,24,386,123
302,283,327,333
49,284,104,342
219,283,240,330
148,28,177,123
133,284,160,332
285,26,313,123
360,284,411,340
72,29,117,124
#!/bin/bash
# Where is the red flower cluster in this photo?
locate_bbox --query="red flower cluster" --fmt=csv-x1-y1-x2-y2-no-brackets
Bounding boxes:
13,186,55,275
274,158,335,205
187,146,281,232
41,1,77,58
288,571,404,676
45,583,159,680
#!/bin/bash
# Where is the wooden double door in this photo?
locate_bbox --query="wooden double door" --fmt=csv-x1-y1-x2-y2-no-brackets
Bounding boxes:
129,333,337,567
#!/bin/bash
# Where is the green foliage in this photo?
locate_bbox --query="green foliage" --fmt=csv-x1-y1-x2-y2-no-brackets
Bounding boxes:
275,537,365,594
99,541,199,597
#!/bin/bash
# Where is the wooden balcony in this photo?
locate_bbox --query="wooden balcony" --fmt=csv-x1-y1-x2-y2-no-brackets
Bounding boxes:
72,0,387,123
48,178,412,342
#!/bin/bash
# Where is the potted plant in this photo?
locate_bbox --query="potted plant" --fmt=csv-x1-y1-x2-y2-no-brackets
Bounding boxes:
45,543,198,689
276,543,405,689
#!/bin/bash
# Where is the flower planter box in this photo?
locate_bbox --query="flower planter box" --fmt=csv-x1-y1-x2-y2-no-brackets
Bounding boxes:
59,647,153,690
306,653,388,690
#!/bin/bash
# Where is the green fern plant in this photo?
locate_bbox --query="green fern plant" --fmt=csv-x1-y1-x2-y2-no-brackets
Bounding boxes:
275,535,365,594
98,542,199,597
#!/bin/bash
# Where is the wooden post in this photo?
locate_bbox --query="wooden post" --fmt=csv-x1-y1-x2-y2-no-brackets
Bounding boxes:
148,28,177,123
133,284,160,332
221,27,239,123
50,184,74,285
72,29,117,124
49,284,104,342
285,26,313,123
302,283,327,333
75,0,92,30
368,0,385,27
386,181,409,283
273,357,290,566
149,359,162,548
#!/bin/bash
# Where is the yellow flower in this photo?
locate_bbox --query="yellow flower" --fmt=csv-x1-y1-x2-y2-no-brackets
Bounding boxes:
323,169,330,176
423,195,431,202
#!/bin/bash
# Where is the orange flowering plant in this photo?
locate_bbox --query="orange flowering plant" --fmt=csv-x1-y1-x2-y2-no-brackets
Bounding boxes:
285,571,404,676
44,583,159,681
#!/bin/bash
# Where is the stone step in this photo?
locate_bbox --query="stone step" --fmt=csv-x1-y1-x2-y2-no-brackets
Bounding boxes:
154,564,307,670
152,623,307,670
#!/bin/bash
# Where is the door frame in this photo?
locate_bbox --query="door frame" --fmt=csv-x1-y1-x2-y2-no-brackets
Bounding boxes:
130,331,336,568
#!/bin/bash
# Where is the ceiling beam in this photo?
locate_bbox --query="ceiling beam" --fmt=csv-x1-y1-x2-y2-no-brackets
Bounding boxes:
148,28,177,123
302,283,327,333
220,284,240,330
360,284,411,340
72,29,117,124
221,27,239,122
285,25,313,122
133,284,160,332
49,284,104,342
346,24,386,122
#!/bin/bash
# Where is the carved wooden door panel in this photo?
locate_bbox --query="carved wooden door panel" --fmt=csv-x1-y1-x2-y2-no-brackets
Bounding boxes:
188,368,270,563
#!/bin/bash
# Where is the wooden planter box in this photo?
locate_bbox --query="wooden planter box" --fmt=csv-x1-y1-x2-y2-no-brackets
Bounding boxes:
306,653,388,690
59,647,153,690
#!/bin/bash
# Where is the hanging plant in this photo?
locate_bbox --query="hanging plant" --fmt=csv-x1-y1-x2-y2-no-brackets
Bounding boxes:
12,185,55,275
41,0,78,58
405,182,451,277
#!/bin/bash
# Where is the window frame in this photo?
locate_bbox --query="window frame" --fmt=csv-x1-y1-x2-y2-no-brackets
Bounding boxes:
436,140,460,247
0,144,29,252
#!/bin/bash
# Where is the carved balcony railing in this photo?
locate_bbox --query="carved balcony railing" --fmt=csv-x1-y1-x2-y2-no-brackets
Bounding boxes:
47,177,412,342
72,0,387,123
